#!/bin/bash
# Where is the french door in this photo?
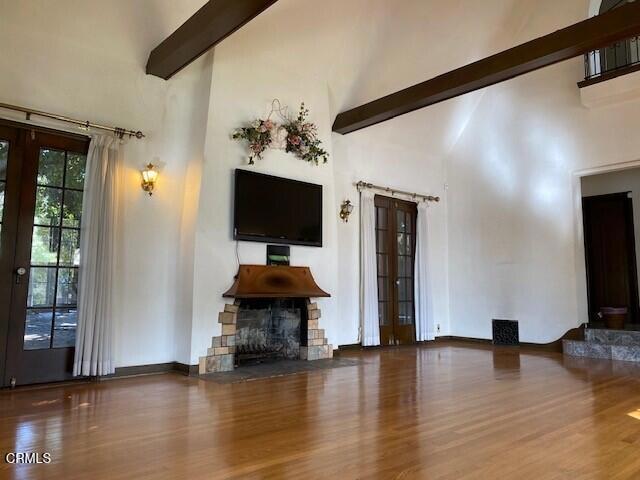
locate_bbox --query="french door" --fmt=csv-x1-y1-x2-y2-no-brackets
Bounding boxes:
375,195,417,345
0,120,88,386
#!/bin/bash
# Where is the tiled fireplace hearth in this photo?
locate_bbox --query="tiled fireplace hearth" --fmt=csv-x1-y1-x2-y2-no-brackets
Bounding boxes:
199,265,333,374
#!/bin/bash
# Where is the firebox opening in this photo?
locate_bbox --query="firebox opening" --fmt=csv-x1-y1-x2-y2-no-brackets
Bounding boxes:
235,298,308,365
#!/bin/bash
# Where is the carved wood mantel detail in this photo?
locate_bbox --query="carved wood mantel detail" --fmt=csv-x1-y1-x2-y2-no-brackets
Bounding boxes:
223,265,330,299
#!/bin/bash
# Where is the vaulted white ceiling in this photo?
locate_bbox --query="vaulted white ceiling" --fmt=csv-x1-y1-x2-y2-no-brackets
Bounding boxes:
208,0,543,158
2,0,590,161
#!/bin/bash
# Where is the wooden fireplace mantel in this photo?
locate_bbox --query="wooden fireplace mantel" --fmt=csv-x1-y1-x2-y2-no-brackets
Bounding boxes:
223,265,330,299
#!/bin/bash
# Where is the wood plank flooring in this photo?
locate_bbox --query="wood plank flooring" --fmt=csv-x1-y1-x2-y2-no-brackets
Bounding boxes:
3,342,640,479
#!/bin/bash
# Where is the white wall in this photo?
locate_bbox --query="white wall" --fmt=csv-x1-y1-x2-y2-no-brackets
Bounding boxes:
7,0,635,366
6,0,497,367
445,0,640,343
191,74,341,363
188,0,527,363
582,168,640,291
0,0,211,367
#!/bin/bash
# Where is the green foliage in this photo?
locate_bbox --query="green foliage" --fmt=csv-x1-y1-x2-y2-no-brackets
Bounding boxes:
65,154,87,189
35,150,85,228
30,150,86,268
282,103,329,165
31,228,58,266
232,102,328,165
232,119,274,165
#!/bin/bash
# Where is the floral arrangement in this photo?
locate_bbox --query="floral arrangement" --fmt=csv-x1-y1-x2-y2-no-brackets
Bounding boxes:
232,101,328,166
232,119,274,165
282,103,328,165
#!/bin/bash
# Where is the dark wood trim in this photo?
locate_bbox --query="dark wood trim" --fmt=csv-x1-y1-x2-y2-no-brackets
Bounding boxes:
1,362,199,388
436,326,585,353
146,0,279,80
172,362,196,376
337,342,431,351
109,363,176,378
339,336,560,351
0,117,90,142
435,336,493,345
578,62,640,88
0,125,23,385
104,362,198,380
332,2,640,134
0,378,91,392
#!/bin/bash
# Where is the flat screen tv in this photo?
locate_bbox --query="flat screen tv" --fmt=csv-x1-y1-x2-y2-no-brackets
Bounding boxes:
233,169,323,247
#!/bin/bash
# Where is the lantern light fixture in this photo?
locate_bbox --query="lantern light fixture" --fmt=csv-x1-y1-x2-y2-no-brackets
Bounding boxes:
339,199,354,222
141,163,158,196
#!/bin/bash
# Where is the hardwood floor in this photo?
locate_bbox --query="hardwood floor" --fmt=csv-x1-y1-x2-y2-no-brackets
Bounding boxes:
3,342,640,479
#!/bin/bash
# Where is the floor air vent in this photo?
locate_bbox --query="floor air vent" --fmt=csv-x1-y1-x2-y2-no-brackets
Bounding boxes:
492,320,519,346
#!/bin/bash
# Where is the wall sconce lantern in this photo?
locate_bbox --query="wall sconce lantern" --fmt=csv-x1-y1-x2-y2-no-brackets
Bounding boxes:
339,199,354,222
141,163,158,196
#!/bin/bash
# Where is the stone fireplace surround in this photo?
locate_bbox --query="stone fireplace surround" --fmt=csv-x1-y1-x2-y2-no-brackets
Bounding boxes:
199,265,333,374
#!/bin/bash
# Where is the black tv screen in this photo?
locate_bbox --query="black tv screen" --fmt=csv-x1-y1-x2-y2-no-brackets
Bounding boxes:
234,169,323,247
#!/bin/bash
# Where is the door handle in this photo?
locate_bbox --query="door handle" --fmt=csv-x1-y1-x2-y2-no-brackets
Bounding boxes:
15,267,27,284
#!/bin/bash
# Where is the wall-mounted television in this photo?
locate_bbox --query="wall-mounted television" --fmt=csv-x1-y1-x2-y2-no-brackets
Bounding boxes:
233,169,323,247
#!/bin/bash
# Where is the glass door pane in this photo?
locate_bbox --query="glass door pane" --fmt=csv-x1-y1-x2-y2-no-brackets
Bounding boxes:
0,140,8,240
376,205,390,327
24,148,85,350
396,209,414,326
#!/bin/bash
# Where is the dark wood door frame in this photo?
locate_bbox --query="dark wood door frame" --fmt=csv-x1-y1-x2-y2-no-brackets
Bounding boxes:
582,192,640,325
375,195,417,345
0,119,89,386
0,125,25,383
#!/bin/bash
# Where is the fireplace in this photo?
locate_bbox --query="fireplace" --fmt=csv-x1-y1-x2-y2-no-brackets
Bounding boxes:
235,298,306,363
199,265,333,374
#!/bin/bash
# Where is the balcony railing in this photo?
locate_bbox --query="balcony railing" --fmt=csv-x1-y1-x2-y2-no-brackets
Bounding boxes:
583,36,640,83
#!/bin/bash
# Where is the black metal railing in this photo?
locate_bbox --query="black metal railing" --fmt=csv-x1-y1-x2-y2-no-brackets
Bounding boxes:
584,36,640,81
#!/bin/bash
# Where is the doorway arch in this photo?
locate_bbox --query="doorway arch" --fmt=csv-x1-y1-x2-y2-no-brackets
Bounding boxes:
586,0,638,78
589,0,636,17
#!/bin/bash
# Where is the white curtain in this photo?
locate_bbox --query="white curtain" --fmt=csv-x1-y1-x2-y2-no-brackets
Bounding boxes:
360,191,380,346
414,201,434,341
73,135,121,377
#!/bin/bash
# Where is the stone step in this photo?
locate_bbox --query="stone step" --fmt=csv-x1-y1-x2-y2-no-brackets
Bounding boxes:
563,339,640,362
584,328,640,347
585,328,640,346
563,340,611,360
612,345,640,362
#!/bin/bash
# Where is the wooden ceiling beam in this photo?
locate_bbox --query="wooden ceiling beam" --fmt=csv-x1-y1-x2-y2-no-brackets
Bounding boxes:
146,0,278,80
332,2,640,134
